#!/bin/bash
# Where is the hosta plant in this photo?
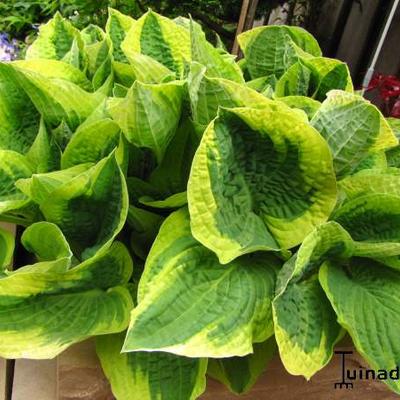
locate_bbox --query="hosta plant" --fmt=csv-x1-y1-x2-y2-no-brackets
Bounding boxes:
1,8,400,399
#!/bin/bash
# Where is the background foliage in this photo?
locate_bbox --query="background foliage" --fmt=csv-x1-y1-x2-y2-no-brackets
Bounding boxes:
0,0,271,46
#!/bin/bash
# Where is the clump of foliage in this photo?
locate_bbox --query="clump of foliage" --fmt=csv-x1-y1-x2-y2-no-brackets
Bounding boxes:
1,8,400,399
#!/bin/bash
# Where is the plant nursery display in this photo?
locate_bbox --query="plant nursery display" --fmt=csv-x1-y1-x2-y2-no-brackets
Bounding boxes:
1,8,400,399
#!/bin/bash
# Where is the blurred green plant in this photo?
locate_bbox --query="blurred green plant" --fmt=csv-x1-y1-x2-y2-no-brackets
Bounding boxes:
0,1,57,39
0,0,326,58
0,0,271,50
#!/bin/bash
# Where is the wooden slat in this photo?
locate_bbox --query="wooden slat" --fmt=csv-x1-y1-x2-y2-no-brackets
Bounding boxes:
12,360,56,400
369,1,400,75
0,359,6,400
311,0,348,55
243,0,260,31
58,340,113,400
364,2,400,109
232,0,250,55
232,0,261,56
335,0,381,77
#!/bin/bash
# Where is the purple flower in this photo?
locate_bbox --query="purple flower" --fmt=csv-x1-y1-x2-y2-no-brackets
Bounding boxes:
0,33,18,61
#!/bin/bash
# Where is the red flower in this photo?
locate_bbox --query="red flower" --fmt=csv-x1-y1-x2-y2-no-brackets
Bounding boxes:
366,73,400,118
